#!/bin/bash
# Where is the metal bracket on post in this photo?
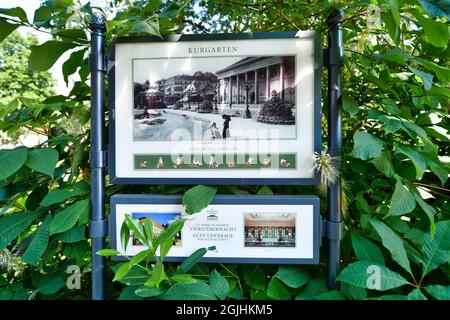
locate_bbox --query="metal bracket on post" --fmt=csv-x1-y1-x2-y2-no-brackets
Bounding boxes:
90,219,109,238
322,219,344,241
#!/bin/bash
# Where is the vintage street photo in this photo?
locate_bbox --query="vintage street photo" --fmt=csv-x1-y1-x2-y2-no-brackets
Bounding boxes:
131,212,182,246
133,55,296,141
244,212,296,247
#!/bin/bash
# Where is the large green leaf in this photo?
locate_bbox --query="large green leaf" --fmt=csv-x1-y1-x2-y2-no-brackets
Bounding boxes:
124,214,147,245
160,282,217,300
0,212,39,251
49,199,90,235
337,261,410,291
243,264,266,290
40,189,87,207
408,66,433,90
267,277,291,300
407,288,428,300
183,185,217,214
414,12,449,48
34,275,65,295
0,18,19,43
135,285,166,298
351,233,385,264
388,178,416,216
144,260,167,288
54,225,86,243
396,145,426,180
130,15,161,37
155,218,185,246
21,215,51,266
370,151,395,178
419,0,450,19
369,217,412,274
274,266,309,288
342,95,359,116
422,220,450,277
25,148,59,178
350,131,384,160
180,247,208,273
424,285,450,300
28,40,78,71
62,49,86,85
0,7,28,22
209,270,230,300
0,147,28,180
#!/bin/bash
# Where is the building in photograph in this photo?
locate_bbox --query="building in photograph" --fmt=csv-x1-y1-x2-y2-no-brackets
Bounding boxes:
215,56,295,108
244,213,296,247
163,72,218,105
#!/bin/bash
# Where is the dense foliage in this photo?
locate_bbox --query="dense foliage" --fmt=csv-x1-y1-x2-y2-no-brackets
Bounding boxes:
0,0,448,300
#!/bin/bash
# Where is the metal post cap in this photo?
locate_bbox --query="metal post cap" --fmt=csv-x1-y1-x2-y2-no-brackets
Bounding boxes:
326,8,344,28
90,10,106,31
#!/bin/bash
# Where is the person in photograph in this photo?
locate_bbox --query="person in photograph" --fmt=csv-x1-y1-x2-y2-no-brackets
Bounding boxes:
222,114,231,139
208,121,222,139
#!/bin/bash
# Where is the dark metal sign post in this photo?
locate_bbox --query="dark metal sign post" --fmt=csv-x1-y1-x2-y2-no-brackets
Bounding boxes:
89,12,107,300
88,10,344,299
325,9,344,289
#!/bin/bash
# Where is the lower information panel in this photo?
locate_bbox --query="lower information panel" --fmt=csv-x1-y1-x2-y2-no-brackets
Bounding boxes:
109,194,321,264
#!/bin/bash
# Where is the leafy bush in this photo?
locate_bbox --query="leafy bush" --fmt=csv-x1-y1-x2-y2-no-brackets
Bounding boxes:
0,1,449,300
256,96,295,124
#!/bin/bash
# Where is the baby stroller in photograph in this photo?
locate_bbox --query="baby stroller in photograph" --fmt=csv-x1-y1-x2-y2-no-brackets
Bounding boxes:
208,121,222,140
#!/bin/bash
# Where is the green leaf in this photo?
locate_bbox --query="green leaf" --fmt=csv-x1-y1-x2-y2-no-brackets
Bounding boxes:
267,277,291,300
180,247,208,273
54,225,85,243
274,266,309,288
369,217,412,274
35,275,65,295
257,185,273,195
396,145,426,180
183,185,217,214
119,286,144,300
243,264,266,290
159,239,173,259
171,274,197,284
97,249,120,256
135,285,166,298
370,151,395,178
343,95,359,116
422,220,450,277
351,233,385,264
209,270,230,300
314,290,347,300
125,214,147,245
0,18,19,43
383,11,400,45
116,266,148,286
407,288,427,300
33,6,51,28
350,131,384,160
424,285,450,300
49,199,90,235
143,218,153,245
21,215,51,266
25,148,59,178
337,261,410,291
160,282,217,300
145,260,167,288
129,250,148,266
0,212,39,251
40,189,86,207
130,15,161,37
388,178,416,216
0,147,28,180
414,13,449,48
113,262,131,281
419,0,450,19
408,66,433,91
28,40,78,71
62,49,86,85
120,221,130,251
0,7,28,22
155,218,184,246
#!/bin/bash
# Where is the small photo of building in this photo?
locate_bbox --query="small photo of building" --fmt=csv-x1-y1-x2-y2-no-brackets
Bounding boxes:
132,55,296,142
244,212,296,248
131,212,182,247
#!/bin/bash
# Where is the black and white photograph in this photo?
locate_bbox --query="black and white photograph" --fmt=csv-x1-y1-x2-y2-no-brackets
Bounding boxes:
133,55,297,141
244,212,296,248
